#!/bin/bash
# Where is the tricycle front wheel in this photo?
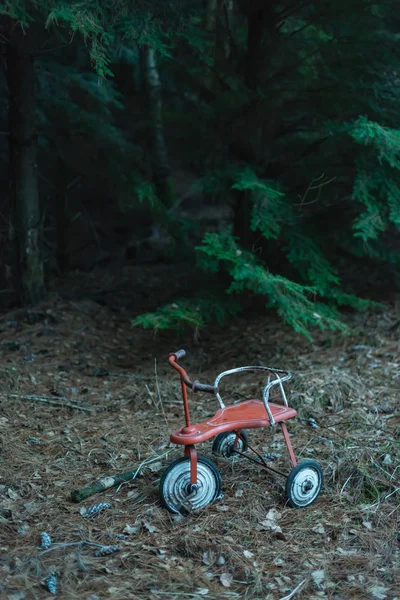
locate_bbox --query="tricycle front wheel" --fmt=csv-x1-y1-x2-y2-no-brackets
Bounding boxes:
285,459,323,508
160,456,222,514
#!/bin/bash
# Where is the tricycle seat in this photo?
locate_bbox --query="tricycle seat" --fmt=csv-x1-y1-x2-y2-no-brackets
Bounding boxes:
170,399,297,445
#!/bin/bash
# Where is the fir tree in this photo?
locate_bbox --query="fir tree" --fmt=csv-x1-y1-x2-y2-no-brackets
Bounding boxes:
1,0,399,335
134,0,398,338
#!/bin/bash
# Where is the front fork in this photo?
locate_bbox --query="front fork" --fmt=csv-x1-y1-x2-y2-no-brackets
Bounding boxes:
184,444,198,487
183,430,246,488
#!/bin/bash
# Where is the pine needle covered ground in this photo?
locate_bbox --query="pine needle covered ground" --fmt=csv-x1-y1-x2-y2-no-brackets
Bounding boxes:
0,266,399,600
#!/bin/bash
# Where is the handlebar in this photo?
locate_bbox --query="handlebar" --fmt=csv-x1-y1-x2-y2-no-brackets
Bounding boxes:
192,381,215,394
169,351,292,424
169,350,216,395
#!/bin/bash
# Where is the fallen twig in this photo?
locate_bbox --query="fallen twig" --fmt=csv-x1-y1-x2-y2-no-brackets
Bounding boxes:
3,393,93,412
70,452,169,503
71,470,142,503
29,540,104,560
278,579,307,600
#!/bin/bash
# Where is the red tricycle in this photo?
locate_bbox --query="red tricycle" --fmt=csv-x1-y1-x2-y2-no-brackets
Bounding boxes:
160,350,323,514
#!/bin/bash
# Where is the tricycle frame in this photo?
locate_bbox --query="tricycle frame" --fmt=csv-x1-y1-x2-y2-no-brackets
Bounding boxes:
160,350,323,513
168,351,297,482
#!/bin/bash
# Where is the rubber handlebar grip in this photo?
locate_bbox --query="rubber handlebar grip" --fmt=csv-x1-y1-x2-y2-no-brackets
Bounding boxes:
192,380,215,394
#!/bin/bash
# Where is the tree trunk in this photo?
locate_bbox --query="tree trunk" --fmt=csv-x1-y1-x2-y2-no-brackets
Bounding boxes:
205,0,218,32
7,24,44,305
55,192,69,274
223,0,234,59
203,0,233,90
239,0,275,89
141,45,175,208
55,159,78,274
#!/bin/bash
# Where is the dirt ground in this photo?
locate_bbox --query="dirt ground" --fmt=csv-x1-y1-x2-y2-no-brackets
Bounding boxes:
0,267,399,600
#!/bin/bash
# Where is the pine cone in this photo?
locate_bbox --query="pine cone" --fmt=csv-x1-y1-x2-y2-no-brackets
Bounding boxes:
83,502,111,517
40,532,52,549
94,545,121,557
45,574,57,594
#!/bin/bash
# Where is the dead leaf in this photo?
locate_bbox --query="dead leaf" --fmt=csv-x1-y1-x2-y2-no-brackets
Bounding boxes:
143,522,157,534
383,454,392,465
312,524,326,534
311,569,325,587
7,488,18,500
362,521,373,531
266,508,282,521
220,572,233,588
202,551,216,566
123,523,140,534
196,589,209,596
336,547,357,556
142,545,158,553
149,462,163,473
243,550,254,559
127,490,140,499
370,585,389,600
259,508,284,536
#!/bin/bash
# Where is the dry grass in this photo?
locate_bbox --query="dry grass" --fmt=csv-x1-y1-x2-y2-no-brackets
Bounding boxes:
0,277,399,600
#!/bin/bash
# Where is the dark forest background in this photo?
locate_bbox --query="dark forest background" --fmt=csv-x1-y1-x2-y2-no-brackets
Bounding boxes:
1,0,400,340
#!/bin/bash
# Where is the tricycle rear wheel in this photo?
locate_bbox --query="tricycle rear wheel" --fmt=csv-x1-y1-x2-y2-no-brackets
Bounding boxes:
285,459,323,508
212,430,249,459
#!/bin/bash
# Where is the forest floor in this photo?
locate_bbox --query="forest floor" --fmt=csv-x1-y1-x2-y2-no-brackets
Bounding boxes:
0,265,399,600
